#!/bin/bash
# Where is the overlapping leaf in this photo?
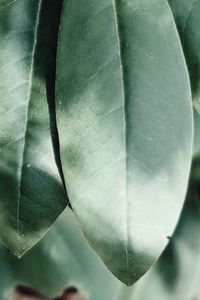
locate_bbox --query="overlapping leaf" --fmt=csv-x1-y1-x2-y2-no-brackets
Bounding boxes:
0,0,67,257
56,0,193,285
168,0,200,112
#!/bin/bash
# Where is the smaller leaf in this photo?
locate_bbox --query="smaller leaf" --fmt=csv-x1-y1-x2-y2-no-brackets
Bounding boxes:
0,0,67,256
168,0,200,112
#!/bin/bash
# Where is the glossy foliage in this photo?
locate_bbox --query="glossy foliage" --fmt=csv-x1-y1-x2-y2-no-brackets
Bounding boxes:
0,0,67,257
56,0,193,285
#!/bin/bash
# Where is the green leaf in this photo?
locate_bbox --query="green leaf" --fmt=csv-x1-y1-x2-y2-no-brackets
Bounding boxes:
167,0,200,113
126,152,200,300
0,0,67,256
0,208,120,300
56,0,193,286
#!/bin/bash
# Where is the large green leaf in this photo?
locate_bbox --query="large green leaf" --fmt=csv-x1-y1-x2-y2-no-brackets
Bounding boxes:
167,0,200,112
56,0,193,286
0,208,121,300
0,0,67,256
123,152,200,300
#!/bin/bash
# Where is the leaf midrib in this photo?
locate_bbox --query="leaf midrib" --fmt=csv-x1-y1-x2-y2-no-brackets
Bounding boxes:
112,0,130,284
16,0,43,252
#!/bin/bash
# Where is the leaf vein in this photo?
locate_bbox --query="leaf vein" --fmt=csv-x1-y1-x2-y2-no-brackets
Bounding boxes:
112,0,130,285
16,0,43,251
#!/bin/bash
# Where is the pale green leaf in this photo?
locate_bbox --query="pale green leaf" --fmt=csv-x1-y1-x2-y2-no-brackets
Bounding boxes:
56,0,193,286
0,0,67,257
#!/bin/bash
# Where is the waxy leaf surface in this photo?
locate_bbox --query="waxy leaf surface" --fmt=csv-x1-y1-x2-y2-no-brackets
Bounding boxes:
56,0,193,285
0,0,67,256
